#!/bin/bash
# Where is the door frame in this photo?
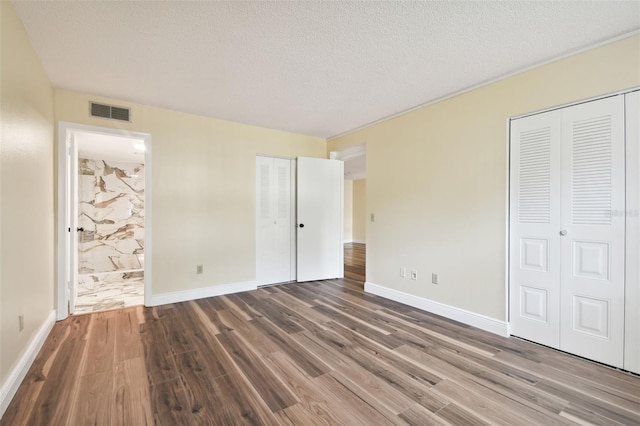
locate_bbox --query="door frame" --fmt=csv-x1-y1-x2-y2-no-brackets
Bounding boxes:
56,122,152,320
506,87,640,373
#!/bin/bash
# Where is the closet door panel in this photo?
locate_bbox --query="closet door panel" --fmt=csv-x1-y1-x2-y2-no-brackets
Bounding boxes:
509,110,562,348
559,96,625,367
272,158,292,283
256,156,276,285
256,157,293,286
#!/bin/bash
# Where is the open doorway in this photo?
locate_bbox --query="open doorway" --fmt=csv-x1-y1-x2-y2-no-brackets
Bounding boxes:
57,122,152,319
332,143,366,283
75,132,145,313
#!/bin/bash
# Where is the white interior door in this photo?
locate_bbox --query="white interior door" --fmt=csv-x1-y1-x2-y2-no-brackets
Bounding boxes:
256,156,294,286
297,157,344,282
560,96,625,367
509,110,562,348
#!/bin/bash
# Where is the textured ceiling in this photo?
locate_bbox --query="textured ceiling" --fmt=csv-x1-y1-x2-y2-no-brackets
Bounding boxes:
13,1,640,139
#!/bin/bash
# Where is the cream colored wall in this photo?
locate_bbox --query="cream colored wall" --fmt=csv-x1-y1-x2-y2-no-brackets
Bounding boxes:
328,35,640,321
344,179,353,242
0,2,55,384
54,90,326,295
352,179,366,242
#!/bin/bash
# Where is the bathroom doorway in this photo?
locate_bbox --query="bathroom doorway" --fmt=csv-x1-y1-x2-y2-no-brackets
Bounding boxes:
57,122,152,319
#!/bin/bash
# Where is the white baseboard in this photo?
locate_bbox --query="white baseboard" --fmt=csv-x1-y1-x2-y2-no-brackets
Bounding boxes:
148,280,257,306
0,310,56,418
364,282,508,337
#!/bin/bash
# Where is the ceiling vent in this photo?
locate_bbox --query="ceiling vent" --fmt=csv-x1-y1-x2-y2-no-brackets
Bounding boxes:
89,102,131,122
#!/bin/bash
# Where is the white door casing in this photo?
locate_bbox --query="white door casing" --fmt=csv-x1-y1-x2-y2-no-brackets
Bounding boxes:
256,156,294,286
297,157,344,282
69,134,78,314
509,110,562,348
625,90,640,374
559,96,625,367
57,122,152,320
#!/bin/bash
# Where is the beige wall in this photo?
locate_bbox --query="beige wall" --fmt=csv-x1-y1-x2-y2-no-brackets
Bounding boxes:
55,90,326,295
352,179,366,242
344,179,353,242
0,2,55,384
328,35,640,321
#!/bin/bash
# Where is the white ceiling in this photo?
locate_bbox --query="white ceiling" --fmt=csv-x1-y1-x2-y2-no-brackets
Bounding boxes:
76,131,145,164
13,1,640,139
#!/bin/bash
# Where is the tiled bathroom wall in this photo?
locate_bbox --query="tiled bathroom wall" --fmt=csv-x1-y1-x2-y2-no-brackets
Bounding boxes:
75,158,145,314
78,158,145,273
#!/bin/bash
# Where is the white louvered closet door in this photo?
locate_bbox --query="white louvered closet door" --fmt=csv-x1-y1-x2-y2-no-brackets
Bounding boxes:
509,110,562,348
559,97,625,367
510,95,626,368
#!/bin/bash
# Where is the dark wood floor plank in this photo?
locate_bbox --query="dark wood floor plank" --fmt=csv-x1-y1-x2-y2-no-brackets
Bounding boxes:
140,317,179,386
251,317,331,378
112,357,154,426
434,403,493,426
82,311,116,375
535,379,640,425
313,325,448,413
262,351,348,425
211,369,281,425
149,378,194,426
397,344,568,417
433,378,575,426
69,370,113,425
5,244,640,425
323,320,444,387
0,321,72,425
114,308,144,363
175,350,233,424
21,316,91,426
216,331,299,412
192,298,234,334
313,304,406,349
399,403,452,426
261,296,329,334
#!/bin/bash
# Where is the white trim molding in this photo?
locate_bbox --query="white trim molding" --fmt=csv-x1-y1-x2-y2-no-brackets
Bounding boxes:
148,281,257,306
0,310,56,418
364,282,508,337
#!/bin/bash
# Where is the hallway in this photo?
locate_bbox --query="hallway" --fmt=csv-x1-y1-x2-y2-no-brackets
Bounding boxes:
344,242,365,283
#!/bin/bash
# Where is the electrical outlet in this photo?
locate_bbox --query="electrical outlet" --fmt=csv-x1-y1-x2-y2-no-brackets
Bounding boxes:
432,273,438,284
18,315,24,332
400,267,406,278
411,270,418,280
196,265,203,274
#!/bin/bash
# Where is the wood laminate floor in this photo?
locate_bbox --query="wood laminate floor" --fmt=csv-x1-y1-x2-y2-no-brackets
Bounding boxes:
3,244,640,425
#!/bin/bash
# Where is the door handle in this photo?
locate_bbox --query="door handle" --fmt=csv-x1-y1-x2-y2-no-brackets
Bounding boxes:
77,227,85,232
559,230,567,236
299,224,304,228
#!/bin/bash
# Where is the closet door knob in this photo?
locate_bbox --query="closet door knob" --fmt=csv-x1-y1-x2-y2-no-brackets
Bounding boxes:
559,230,567,236
299,224,305,228
77,227,85,232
